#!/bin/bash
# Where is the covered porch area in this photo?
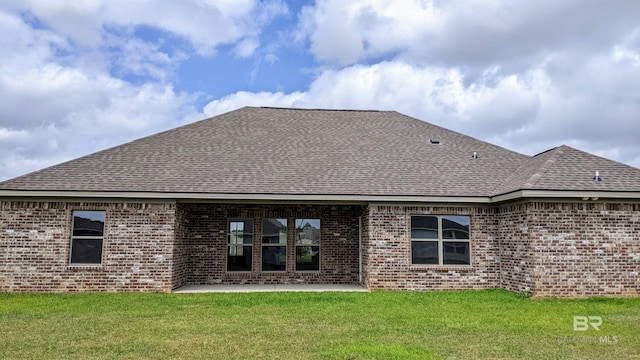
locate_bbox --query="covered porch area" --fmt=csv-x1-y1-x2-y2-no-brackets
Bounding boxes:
172,202,368,290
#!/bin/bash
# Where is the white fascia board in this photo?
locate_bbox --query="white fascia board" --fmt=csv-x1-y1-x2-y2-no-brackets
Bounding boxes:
2,189,638,204
491,190,640,203
0,190,491,204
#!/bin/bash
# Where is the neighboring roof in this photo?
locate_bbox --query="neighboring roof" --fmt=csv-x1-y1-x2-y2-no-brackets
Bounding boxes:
494,145,640,195
1,107,639,200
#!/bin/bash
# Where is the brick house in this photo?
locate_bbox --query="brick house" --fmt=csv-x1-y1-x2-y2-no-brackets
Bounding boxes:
1,107,638,297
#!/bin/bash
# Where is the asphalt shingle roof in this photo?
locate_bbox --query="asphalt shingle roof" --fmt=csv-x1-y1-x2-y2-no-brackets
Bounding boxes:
494,145,640,194
1,107,639,198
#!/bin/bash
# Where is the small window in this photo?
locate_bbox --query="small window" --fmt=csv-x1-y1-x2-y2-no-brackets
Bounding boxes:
411,215,470,266
227,219,253,272
262,219,287,271
70,211,105,264
295,219,320,271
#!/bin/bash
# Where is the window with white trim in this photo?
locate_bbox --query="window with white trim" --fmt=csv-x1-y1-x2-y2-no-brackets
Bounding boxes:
70,211,105,264
227,219,253,271
295,219,320,271
410,215,470,265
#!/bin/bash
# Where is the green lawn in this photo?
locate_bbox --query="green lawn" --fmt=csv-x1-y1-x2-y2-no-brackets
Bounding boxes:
1,289,638,359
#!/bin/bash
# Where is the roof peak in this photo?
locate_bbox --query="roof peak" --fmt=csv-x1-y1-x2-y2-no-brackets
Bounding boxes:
532,146,560,157
256,106,385,113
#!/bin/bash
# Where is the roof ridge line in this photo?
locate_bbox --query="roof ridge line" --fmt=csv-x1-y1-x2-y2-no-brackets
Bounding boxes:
258,106,383,112
490,145,565,196
523,145,567,188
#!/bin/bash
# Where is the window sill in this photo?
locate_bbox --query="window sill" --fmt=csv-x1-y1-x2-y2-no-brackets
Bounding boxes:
67,264,103,271
409,265,473,271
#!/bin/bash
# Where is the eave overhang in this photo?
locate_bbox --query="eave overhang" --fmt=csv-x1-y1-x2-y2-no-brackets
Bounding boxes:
1,189,639,204
0,190,490,204
490,190,640,203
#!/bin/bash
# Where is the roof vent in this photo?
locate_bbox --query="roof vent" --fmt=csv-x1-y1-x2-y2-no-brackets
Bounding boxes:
430,138,440,144
472,151,478,159
594,171,602,182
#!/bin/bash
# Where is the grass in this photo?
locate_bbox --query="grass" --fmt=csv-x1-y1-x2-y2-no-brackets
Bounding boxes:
1,289,639,359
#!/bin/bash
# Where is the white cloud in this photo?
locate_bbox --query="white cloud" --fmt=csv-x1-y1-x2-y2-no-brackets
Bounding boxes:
0,0,288,54
203,91,305,116
298,0,640,73
494,49,640,160
233,38,260,58
0,10,69,72
0,69,199,180
0,1,292,180
264,53,279,65
201,61,543,134
0,65,199,179
112,38,186,81
298,0,439,66
0,10,201,180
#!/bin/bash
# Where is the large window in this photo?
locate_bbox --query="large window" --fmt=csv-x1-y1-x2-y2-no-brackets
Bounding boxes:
262,218,287,271
70,211,105,264
228,219,253,271
411,215,470,265
295,219,320,271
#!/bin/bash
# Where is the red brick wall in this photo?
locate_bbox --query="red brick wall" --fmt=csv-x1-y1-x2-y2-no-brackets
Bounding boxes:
172,203,189,289
360,207,371,287
363,201,639,297
1,199,638,297
182,203,364,285
527,201,640,297
0,201,176,292
497,202,534,294
364,205,500,291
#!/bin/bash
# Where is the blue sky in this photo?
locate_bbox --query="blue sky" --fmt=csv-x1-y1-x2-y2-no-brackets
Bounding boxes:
1,0,640,180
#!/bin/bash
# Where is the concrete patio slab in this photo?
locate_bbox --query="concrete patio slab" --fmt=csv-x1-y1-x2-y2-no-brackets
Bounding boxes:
173,284,369,293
